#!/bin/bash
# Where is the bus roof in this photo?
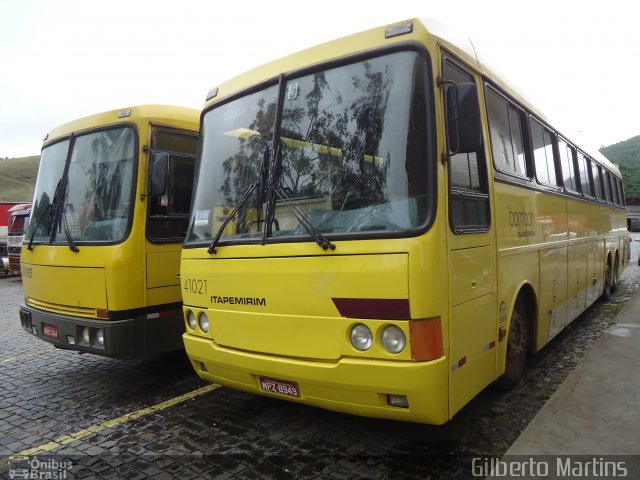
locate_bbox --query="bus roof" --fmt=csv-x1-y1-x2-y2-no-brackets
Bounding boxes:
205,18,617,174
43,105,200,147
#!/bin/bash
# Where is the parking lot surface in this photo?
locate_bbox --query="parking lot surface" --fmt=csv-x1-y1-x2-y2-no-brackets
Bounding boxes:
2,238,639,479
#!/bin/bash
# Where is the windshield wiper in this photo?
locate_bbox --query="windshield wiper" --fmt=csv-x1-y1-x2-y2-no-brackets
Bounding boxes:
272,187,335,251
54,177,79,252
207,144,270,255
27,178,62,251
207,183,258,254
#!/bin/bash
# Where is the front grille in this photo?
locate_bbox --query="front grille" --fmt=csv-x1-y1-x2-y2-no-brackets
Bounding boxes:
27,298,98,318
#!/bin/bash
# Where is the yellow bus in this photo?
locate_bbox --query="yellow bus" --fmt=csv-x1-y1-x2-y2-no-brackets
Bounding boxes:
180,19,628,424
19,105,199,358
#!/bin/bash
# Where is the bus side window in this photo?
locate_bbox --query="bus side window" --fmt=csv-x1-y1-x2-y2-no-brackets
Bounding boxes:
618,178,626,206
591,162,603,201
147,131,198,242
558,139,578,192
608,172,619,205
577,152,593,197
603,170,613,204
531,119,558,187
485,87,527,178
442,57,490,233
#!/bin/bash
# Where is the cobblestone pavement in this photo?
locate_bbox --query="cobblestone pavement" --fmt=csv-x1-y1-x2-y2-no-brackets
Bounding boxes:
2,237,639,479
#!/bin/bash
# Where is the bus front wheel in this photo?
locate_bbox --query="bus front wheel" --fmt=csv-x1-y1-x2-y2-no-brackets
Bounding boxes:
496,298,528,390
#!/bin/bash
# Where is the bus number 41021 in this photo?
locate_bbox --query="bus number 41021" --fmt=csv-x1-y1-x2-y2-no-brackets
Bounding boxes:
184,278,207,295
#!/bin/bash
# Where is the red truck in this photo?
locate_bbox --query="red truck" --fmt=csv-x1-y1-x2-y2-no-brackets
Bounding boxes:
1,203,31,275
0,202,19,259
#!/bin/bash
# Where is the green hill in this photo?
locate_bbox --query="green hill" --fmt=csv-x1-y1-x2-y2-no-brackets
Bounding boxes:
599,136,640,199
600,135,640,168
0,156,40,202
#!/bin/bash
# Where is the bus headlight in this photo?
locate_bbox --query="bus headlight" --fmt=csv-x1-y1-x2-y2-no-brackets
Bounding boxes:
187,311,196,330
199,312,210,333
79,326,91,346
93,328,105,349
350,323,373,351
382,325,406,354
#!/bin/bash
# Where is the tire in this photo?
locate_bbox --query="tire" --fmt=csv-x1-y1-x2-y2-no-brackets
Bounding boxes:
496,298,528,390
611,258,619,292
601,260,612,301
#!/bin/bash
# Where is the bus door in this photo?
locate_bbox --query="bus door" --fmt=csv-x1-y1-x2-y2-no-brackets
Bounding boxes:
442,56,497,415
145,129,198,308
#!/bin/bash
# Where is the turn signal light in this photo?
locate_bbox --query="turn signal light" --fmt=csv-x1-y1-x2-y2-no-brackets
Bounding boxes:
409,317,443,361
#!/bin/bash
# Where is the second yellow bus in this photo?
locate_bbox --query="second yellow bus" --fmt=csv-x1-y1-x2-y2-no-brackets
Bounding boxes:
20,105,199,358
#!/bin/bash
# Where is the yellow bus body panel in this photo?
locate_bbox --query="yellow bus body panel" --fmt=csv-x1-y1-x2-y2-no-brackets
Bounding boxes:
22,264,107,311
22,242,144,314
147,250,181,289
183,253,407,360
448,246,493,306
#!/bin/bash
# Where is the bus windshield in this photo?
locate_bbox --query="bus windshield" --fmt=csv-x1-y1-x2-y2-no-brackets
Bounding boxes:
187,49,432,245
29,127,136,244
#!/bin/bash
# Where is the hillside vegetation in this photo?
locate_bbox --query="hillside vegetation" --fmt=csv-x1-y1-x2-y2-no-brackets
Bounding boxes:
600,136,640,199
0,156,40,202
600,135,640,167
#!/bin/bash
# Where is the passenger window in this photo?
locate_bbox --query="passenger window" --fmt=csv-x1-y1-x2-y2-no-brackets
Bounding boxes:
603,171,613,203
531,119,557,186
443,58,490,233
577,153,593,197
558,139,577,192
485,88,526,177
591,163,603,200
612,175,622,206
617,179,625,206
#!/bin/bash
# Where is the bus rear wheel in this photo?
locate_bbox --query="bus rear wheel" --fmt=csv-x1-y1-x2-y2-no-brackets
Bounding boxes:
601,260,613,301
496,298,528,390
611,257,619,292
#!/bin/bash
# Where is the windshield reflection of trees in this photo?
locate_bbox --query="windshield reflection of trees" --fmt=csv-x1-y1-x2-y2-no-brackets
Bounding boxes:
29,129,134,243
30,192,52,240
218,59,393,235
219,97,275,233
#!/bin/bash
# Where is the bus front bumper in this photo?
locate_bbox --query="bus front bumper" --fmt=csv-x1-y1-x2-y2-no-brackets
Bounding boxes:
19,304,184,359
183,333,450,424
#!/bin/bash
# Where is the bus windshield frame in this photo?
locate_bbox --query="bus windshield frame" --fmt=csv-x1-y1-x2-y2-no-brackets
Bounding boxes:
186,46,436,248
27,125,138,247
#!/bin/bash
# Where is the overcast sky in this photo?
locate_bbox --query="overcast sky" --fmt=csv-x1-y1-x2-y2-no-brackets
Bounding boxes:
1,0,639,158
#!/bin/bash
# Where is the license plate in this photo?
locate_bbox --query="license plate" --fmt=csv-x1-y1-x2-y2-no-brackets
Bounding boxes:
259,376,300,398
43,323,59,340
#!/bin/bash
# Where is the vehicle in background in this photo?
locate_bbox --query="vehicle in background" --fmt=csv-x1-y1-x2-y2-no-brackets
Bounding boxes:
19,105,199,358
1,203,31,275
1,202,21,263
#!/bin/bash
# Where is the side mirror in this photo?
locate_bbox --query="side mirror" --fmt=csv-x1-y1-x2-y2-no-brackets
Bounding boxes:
446,83,482,154
149,151,169,196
